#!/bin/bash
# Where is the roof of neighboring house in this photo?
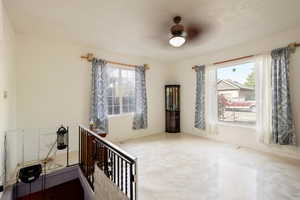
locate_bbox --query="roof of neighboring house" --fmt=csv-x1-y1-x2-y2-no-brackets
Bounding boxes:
217,79,254,91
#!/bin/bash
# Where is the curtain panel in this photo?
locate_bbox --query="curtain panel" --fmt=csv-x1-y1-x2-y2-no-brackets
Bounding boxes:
89,59,109,134
271,47,296,145
255,55,272,144
194,65,206,129
205,65,218,134
132,65,148,129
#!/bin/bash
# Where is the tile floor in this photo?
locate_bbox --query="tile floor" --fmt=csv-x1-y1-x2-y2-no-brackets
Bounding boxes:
120,133,300,200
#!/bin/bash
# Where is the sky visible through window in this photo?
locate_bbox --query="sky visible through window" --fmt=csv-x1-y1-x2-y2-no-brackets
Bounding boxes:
217,62,255,84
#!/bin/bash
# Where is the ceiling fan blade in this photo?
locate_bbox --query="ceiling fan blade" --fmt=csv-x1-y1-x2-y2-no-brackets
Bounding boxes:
186,25,202,41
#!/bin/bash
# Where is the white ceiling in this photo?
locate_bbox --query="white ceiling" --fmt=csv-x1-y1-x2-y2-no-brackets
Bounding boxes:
4,0,300,61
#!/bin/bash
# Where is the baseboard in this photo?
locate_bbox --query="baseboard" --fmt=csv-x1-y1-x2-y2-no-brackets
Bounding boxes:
112,131,164,143
184,131,300,161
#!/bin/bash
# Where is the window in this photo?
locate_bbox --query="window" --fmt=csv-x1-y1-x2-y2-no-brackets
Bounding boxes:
217,62,256,126
107,66,135,115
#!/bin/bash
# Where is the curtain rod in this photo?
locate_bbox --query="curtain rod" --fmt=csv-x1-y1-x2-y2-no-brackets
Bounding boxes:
192,42,300,70
81,53,149,69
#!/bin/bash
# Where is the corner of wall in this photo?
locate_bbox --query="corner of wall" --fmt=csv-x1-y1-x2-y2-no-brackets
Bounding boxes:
0,0,17,187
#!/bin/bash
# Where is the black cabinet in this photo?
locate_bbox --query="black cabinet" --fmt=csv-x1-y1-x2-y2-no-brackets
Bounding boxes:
165,85,180,133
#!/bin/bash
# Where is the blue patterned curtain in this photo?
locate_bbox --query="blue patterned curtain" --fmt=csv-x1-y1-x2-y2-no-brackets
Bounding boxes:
271,47,296,145
90,59,109,133
133,65,148,129
194,65,206,129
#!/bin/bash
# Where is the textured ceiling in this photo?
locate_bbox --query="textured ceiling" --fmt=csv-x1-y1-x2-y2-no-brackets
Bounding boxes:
4,0,300,61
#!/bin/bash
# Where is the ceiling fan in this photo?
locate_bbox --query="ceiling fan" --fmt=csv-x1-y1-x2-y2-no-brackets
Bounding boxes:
169,16,201,48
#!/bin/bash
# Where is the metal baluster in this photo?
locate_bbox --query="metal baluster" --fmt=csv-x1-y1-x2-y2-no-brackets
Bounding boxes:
121,158,124,192
103,144,106,171
129,163,133,200
85,131,87,173
110,150,113,180
85,131,88,176
108,149,112,179
107,148,110,177
125,162,128,195
99,142,102,170
113,152,116,183
134,160,137,200
105,146,109,177
110,151,113,180
117,156,120,187
104,144,107,172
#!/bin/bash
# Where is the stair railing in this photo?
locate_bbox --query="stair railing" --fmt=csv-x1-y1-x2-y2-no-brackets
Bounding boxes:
78,125,137,200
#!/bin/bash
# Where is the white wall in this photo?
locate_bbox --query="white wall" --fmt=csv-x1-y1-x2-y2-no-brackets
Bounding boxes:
172,25,300,160
0,0,16,186
16,34,171,143
7,8,300,176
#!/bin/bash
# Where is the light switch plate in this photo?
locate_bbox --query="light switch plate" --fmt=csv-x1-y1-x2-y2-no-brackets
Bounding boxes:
3,91,8,99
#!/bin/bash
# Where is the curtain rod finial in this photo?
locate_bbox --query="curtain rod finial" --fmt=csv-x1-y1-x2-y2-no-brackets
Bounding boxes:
86,53,94,62
288,43,297,53
144,64,149,69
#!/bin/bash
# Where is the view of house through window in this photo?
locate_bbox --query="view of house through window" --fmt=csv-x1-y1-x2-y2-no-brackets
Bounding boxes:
217,62,256,125
107,66,135,115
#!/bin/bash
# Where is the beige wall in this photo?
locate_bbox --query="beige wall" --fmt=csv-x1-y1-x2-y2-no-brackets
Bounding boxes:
16,34,172,143
0,0,16,185
171,25,300,160
0,1,16,132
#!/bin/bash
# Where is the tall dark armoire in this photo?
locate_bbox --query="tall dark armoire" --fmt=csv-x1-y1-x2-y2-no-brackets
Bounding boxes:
165,85,180,133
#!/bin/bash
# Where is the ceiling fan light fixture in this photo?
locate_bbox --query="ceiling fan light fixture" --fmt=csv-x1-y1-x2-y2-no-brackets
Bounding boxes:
169,36,186,47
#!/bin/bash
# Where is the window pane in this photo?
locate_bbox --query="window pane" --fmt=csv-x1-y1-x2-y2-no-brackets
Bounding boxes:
129,104,135,113
108,97,113,106
107,87,113,96
107,67,135,115
123,105,129,113
108,106,113,115
114,106,120,115
123,96,129,105
129,96,134,105
217,62,256,126
120,68,135,114
114,97,120,106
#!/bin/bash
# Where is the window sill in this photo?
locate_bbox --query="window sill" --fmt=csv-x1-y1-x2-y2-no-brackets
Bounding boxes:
108,113,134,119
217,122,256,130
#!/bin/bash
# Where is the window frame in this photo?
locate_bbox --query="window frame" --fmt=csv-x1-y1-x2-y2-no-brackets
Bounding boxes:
215,59,257,128
107,66,135,116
